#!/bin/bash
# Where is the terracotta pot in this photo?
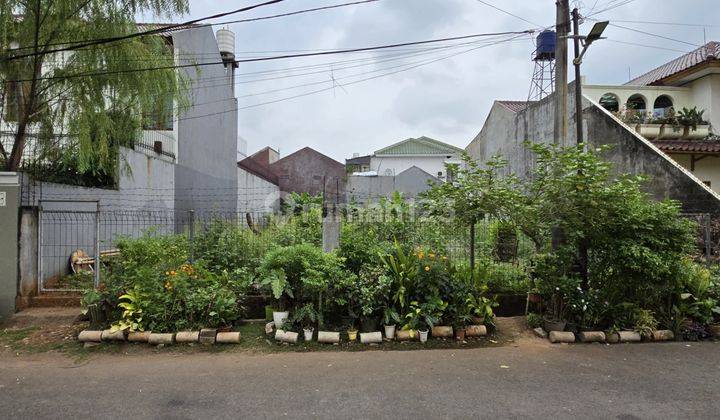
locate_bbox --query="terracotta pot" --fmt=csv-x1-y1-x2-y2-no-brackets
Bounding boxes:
455,328,466,341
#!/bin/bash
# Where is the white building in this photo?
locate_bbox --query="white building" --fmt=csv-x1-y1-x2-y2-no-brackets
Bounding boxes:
368,136,463,181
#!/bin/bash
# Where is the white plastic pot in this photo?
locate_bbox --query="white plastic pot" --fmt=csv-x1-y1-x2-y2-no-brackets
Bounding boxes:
418,329,429,343
384,325,396,340
303,328,314,342
273,311,289,330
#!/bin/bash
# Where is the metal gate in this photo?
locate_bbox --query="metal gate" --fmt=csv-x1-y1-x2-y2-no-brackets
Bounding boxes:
37,200,100,292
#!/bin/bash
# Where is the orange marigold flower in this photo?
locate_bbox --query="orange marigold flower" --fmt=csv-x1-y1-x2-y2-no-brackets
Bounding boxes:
170,270,177,276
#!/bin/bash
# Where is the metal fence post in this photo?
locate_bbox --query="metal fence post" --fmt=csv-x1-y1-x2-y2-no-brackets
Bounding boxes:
94,208,100,288
37,205,43,293
188,210,195,263
705,214,712,268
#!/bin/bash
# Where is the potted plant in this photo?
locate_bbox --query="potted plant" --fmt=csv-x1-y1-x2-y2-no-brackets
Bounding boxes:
347,326,358,342
405,299,445,343
674,107,710,139
291,303,318,342
382,307,401,340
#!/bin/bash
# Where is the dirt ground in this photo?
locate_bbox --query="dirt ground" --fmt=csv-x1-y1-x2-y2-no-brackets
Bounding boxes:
0,307,539,358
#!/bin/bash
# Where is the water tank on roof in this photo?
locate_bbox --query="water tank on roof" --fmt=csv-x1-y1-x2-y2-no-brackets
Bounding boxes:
216,27,236,63
535,30,556,61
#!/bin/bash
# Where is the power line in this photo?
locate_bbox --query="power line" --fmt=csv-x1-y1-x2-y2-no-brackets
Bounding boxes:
5,1,381,56
604,39,689,54
595,19,720,28
2,0,288,61
605,22,702,47
8,30,536,83
474,0,543,28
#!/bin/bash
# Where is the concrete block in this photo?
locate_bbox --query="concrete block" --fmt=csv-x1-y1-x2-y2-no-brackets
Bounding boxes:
127,331,152,342
549,331,575,343
199,328,217,345
148,333,175,345
175,331,200,343
360,332,382,344
533,327,548,339
275,330,298,344
216,332,241,344
578,331,606,343
606,332,620,344
431,326,453,338
652,330,674,341
618,331,642,342
78,330,103,342
466,325,487,337
101,329,126,342
317,331,340,344
395,330,416,341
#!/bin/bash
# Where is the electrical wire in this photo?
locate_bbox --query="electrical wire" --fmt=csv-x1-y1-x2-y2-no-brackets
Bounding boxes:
474,0,544,28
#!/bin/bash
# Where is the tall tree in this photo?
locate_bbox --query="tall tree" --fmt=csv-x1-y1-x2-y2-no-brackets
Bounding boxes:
0,0,190,177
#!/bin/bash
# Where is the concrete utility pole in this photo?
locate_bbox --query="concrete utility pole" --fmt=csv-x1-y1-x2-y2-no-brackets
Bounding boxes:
572,8,583,145
553,0,569,146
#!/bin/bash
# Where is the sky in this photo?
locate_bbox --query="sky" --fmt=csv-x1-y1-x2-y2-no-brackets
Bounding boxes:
143,0,720,162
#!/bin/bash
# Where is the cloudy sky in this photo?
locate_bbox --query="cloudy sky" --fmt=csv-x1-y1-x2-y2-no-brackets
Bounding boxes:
147,0,720,161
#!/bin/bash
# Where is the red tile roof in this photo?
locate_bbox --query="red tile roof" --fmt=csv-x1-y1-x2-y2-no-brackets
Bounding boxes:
497,100,535,113
626,41,720,86
653,139,720,154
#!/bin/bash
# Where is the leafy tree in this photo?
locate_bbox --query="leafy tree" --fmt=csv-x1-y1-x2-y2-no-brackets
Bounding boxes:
0,0,190,180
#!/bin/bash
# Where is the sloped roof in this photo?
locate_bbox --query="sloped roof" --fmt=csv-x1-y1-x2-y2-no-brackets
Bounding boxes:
238,157,279,185
375,136,463,156
346,154,371,165
272,147,344,169
653,139,720,154
626,41,720,86
396,165,438,180
497,100,534,113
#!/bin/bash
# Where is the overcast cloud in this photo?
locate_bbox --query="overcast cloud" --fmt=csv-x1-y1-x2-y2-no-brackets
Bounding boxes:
143,0,720,161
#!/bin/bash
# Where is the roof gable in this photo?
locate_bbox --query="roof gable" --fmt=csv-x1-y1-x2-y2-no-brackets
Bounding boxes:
626,41,720,86
396,165,438,180
375,136,463,156
271,147,344,169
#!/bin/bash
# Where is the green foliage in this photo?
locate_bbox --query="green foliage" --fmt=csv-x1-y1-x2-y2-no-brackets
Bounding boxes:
675,106,707,130
1,0,191,180
526,313,543,329
270,208,323,247
194,220,269,276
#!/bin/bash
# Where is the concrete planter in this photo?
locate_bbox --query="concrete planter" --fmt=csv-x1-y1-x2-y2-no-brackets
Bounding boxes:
651,330,675,341
618,331,642,343
78,330,103,342
384,325,396,340
148,333,175,345
455,328,466,341
272,311,289,330
216,332,241,344
431,326,453,338
175,331,200,343
275,330,298,344
606,332,620,344
317,331,340,344
578,331,606,343
360,332,383,344
127,331,152,343
635,123,663,139
465,325,488,337
549,331,575,343
683,125,710,140
101,329,126,342
543,318,566,333
395,329,416,341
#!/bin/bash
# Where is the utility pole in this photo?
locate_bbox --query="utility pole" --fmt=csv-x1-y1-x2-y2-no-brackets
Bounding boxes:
572,8,583,145
553,0,570,146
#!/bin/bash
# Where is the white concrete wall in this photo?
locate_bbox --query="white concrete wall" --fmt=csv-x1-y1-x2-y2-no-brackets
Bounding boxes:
370,155,457,178
687,74,720,132
669,154,720,193
237,167,279,214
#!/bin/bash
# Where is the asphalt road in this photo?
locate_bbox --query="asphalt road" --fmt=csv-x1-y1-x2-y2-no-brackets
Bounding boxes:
1,341,719,419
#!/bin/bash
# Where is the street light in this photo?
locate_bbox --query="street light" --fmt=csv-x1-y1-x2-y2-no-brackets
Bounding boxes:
570,9,608,145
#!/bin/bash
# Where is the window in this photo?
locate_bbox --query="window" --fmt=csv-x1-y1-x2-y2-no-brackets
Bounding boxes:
142,95,174,131
626,94,647,113
599,93,619,112
653,95,674,117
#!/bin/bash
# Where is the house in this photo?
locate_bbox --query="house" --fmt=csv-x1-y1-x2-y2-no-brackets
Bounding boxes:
369,136,464,181
583,41,720,191
237,156,280,215
346,166,439,204
465,88,720,215
10,24,244,308
345,154,372,173
244,146,346,203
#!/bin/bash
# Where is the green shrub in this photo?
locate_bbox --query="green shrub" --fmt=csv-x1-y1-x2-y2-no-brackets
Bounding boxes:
194,220,269,275
526,313,543,329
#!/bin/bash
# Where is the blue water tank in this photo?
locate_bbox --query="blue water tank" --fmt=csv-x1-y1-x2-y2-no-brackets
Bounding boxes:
535,30,557,60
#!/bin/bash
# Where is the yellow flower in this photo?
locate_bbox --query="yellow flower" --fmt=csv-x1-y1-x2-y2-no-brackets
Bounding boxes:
164,281,173,290
441,256,448,261
428,253,435,259
165,271,170,276
170,270,177,276
417,251,424,260
424,266,430,272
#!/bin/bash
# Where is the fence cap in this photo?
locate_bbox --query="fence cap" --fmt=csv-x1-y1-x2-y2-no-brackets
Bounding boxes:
0,172,19,186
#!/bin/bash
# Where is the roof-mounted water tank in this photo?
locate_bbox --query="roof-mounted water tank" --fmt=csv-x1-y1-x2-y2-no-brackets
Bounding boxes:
216,27,238,68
